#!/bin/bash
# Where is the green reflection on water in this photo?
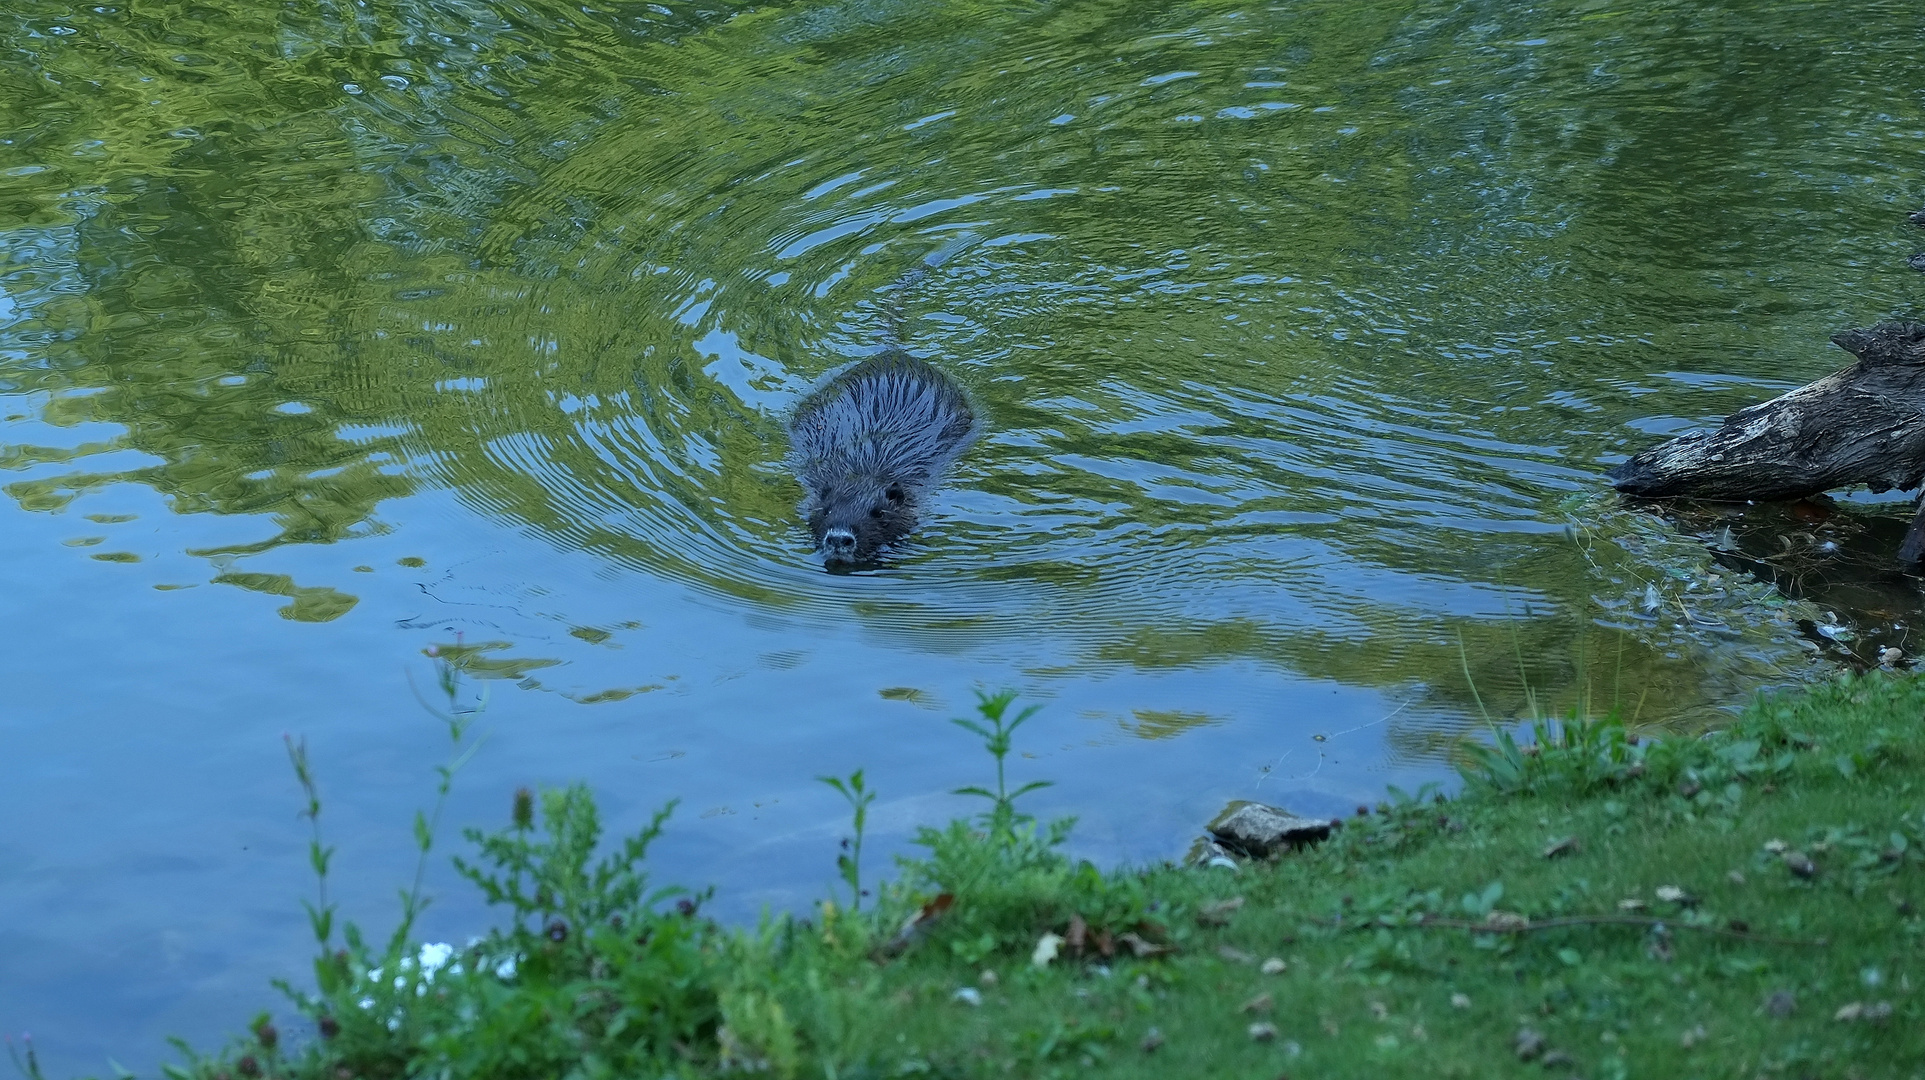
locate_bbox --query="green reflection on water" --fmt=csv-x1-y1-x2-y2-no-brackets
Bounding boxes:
3,0,1921,727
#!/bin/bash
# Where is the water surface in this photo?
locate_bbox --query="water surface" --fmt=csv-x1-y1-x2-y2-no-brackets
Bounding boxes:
3,0,1923,1069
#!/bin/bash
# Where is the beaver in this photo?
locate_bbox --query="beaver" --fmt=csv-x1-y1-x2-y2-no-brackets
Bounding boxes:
786,351,978,567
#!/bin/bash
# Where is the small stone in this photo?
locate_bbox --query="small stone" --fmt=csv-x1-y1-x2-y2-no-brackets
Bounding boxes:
1680,1023,1706,1048
1450,992,1471,1010
1218,945,1254,964
1261,957,1288,975
1880,646,1903,666
1189,837,1241,869
1514,1027,1546,1061
1834,1001,1864,1022
1655,885,1697,906
1764,990,1796,1018
1783,851,1817,878
953,987,983,1006
1909,252,1925,273
1208,802,1336,858
1617,898,1647,912
978,969,998,987
1241,992,1274,1014
1727,870,1746,886
1140,1027,1164,1053
1763,838,1788,854
1541,1050,1574,1068
1247,1021,1278,1042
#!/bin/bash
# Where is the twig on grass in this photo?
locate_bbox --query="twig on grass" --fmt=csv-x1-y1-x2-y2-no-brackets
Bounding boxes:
1397,913,1827,947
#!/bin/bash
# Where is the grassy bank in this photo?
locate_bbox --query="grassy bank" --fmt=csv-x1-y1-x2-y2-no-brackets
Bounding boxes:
55,674,1925,1079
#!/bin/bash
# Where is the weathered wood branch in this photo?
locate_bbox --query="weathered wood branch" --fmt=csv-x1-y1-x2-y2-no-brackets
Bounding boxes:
1607,320,1925,502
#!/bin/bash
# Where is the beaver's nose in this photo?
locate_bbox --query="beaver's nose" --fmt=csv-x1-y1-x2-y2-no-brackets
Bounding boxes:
822,527,857,561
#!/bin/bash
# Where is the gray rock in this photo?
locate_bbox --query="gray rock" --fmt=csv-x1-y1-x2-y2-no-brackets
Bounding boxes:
1186,836,1242,870
1207,801,1335,858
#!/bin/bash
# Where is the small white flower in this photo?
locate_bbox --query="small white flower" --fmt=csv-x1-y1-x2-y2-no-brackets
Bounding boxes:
417,942,455,980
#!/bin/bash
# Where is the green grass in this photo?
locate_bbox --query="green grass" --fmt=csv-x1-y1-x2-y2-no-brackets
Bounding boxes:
51,673,1925,1080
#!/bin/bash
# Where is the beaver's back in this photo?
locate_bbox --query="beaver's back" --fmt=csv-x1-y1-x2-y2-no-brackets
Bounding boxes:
788,353,976,487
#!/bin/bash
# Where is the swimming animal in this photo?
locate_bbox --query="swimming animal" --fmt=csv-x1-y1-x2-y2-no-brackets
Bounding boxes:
786,352,977,567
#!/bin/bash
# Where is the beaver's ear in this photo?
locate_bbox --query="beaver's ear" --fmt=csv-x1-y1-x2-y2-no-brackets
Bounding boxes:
884,483,905,503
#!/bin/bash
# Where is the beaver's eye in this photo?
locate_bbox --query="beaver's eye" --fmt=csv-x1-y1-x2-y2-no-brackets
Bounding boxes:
885,483,904,503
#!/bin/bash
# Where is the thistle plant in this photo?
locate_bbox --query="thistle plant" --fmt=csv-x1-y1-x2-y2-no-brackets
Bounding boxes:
392,643,490,952
818,769,875,911
283,734,337,971
951,689,1051,842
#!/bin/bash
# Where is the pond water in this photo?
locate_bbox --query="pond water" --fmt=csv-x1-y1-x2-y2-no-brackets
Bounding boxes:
3,0,1922,1069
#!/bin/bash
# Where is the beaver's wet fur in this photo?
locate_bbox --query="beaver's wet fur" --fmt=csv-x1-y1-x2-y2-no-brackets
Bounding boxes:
787,351,977,567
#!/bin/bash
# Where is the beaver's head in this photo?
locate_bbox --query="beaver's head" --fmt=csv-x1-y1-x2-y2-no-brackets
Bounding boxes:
808,478,915,566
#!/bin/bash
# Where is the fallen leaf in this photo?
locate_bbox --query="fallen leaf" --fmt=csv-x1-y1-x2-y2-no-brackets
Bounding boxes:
1260,957,1288,975
1484,910,1529,931
1835,1001,1893,1023
876,892,956,957
1727,870,1746,886
1240,992,1274,1014
1117,932,1173,958
1656,885,1698,906
1031,932,1065,968
1247,1022,1278,1042
1542,835,1580,859
1763,838,1788,854
1197,896,1246,927
1617,898,1647,912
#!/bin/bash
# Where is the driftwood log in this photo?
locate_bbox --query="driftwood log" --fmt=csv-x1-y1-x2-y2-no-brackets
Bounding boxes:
1608,321,1925,560
1611,204,1925,558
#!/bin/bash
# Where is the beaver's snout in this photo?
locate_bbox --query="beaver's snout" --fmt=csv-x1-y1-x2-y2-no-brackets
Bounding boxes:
821,526,859,564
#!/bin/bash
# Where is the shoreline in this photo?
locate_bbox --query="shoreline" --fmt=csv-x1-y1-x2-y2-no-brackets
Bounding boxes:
104,670,1925,1080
